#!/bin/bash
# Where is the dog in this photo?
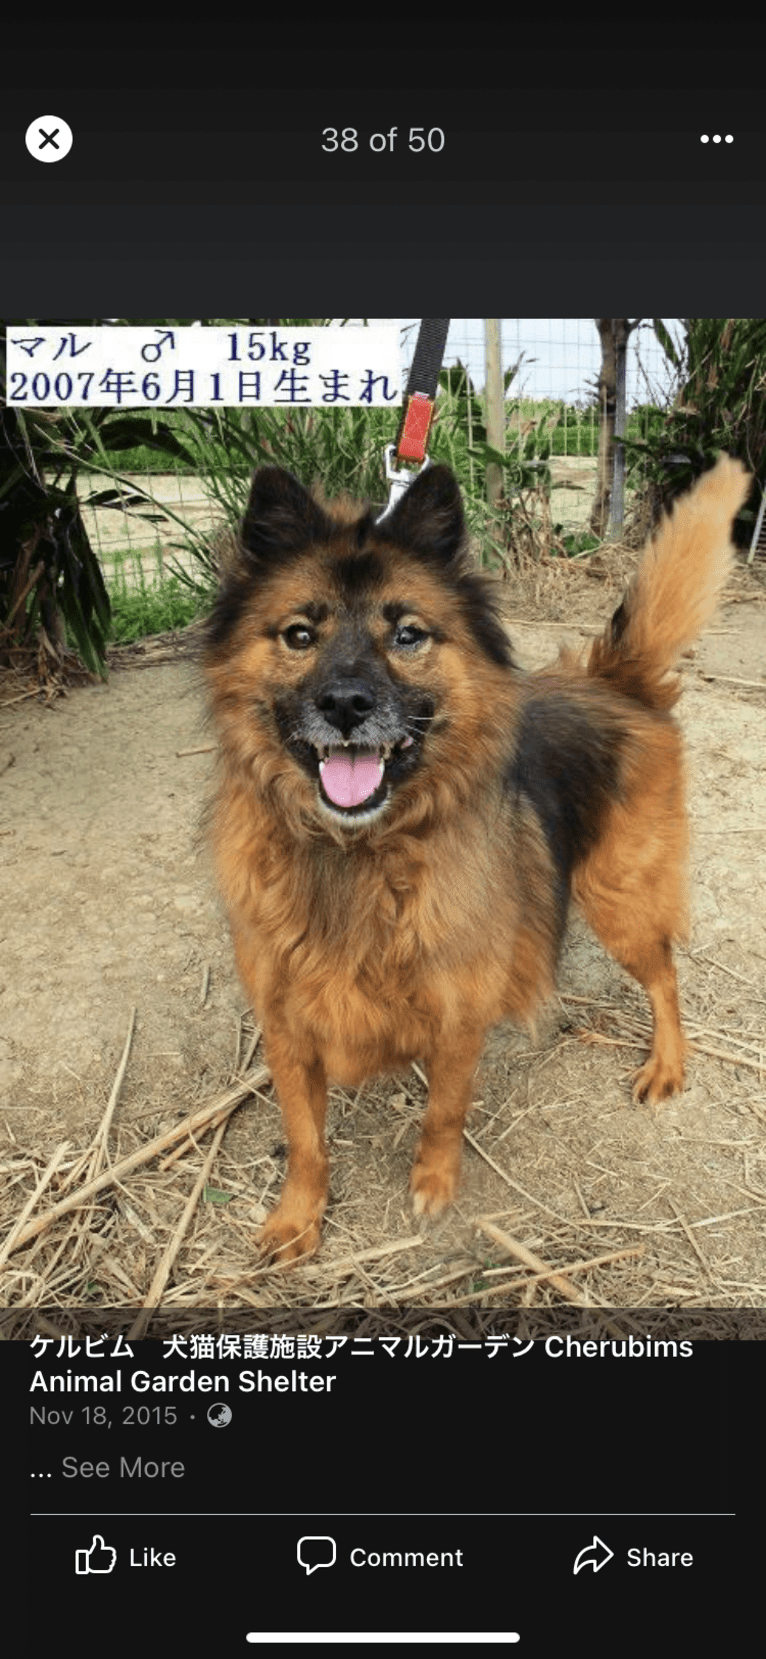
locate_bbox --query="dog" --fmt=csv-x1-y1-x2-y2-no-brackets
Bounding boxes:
202,453,751,1262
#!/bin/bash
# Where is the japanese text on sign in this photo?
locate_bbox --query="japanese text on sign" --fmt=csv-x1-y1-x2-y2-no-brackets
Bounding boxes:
5,326,401,408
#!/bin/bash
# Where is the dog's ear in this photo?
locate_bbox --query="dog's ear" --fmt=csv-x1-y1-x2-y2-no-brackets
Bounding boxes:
241,467,334,566
376,465,466,565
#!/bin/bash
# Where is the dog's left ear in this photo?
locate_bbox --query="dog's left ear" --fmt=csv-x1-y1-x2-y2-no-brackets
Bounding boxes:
376,465,465,565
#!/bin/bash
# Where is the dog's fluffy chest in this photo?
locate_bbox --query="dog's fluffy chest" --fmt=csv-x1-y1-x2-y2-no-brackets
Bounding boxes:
243,836,517,1082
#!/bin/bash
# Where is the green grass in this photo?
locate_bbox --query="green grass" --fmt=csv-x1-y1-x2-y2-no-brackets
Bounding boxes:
80,398,663,473
105,547,210,643
504,398,663,459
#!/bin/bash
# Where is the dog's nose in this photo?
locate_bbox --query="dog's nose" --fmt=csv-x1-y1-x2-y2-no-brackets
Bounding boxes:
316,678,376,738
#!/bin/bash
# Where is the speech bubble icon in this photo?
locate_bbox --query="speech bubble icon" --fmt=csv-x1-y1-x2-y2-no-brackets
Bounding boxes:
297,1535,337,1576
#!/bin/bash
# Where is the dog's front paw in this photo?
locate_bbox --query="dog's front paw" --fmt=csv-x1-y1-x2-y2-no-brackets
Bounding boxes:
410,1156,459,1219
632,1051,686,1105
257,1205,322,1265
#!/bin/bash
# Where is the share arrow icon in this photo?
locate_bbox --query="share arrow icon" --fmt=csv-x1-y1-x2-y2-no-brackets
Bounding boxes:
573,1536,615,1574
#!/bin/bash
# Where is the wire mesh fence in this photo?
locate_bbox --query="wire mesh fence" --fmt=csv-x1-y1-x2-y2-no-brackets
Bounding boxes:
78,319,684,590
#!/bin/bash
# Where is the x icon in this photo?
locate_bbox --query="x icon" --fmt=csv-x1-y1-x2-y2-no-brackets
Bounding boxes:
25,114,73,162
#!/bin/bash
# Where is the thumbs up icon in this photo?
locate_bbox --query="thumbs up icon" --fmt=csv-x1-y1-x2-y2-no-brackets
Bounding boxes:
75,1535,117,1574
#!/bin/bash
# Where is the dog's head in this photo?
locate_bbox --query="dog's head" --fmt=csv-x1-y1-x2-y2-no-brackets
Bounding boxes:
204,465,515,833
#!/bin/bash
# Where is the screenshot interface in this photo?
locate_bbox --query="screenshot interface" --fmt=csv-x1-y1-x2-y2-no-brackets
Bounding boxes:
1,34,762,1651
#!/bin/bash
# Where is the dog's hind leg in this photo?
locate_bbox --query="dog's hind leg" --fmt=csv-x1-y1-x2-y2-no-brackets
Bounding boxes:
599,931,687,1103
624,936,687,1103
574,834,688,1105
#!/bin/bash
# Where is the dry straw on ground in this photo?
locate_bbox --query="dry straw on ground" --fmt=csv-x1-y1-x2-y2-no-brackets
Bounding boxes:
1,988,764,1329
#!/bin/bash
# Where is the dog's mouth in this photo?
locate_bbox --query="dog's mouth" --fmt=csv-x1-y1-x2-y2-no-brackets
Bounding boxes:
314,736,415,818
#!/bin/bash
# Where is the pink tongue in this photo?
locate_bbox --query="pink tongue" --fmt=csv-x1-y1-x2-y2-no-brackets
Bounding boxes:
320,748,384,808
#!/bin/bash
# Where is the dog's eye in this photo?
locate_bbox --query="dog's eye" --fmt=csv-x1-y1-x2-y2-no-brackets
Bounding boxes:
282,623,315,650
394,623,429,649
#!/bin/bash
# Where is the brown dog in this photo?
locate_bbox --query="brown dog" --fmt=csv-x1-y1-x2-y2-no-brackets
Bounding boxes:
203,454,750,1262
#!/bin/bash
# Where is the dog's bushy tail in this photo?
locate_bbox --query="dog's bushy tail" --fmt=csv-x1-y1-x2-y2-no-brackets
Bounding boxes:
586,454,752,710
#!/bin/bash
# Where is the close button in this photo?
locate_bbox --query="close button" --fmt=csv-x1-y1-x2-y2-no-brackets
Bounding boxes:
25,115,74,162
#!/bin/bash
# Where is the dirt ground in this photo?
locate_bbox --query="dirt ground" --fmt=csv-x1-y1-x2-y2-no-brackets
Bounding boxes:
1,549,765,1324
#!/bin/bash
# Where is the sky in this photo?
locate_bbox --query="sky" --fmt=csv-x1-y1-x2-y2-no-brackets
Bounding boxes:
382,319,685,409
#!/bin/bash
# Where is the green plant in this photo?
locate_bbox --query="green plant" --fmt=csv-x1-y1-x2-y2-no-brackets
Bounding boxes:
0,395,202,677
561,530,602,558
618,320,764,536
105,549,208,643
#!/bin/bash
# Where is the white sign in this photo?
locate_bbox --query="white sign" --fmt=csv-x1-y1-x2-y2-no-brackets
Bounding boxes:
5,326,401,408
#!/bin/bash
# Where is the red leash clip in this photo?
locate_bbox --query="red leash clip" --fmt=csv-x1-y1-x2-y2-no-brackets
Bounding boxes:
376,395,436,523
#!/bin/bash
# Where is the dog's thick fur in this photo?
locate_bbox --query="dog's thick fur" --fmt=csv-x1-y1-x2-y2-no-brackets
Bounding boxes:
203,454,751,1262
